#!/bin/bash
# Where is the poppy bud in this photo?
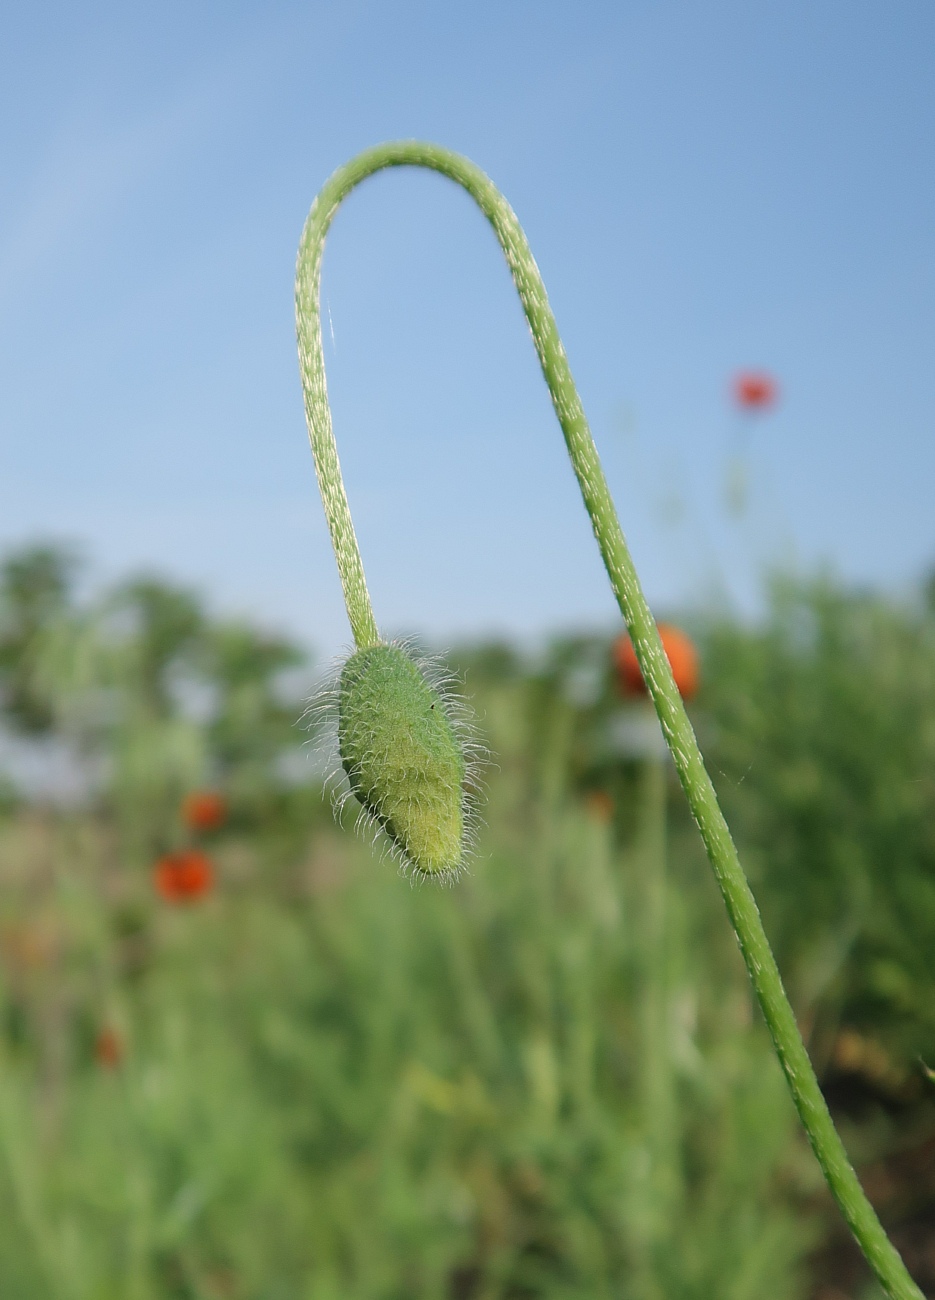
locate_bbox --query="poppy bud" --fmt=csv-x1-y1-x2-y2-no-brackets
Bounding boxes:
338,643,468,876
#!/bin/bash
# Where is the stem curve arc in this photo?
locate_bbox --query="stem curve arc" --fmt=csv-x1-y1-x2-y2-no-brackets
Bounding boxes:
295,140,922,1300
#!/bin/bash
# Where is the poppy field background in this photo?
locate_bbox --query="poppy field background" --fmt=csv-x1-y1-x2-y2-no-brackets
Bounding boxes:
0,543,933,1298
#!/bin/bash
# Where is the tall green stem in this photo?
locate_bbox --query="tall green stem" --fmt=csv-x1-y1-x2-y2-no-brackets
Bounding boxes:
295,141,921,1299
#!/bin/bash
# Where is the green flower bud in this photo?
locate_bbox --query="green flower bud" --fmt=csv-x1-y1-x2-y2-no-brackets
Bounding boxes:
338,643,469,876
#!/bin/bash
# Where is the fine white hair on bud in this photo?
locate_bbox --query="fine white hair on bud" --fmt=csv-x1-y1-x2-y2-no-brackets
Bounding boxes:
311,642,484,880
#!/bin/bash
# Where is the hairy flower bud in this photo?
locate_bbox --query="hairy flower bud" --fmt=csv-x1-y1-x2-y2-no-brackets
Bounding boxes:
338,643,467,876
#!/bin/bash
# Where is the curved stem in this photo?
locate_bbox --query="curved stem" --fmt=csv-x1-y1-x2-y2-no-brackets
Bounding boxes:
295,141,921,1299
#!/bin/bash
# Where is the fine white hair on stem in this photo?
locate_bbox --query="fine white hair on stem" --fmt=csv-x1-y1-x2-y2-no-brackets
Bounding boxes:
301,639,487,883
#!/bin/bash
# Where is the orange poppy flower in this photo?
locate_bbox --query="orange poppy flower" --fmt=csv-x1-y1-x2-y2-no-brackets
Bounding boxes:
613,624,699,702
153,850,215,903
181,790,227,832
732,371,777,410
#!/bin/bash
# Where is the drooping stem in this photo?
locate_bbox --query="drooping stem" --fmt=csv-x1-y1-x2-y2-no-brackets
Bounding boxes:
295,141,922,1299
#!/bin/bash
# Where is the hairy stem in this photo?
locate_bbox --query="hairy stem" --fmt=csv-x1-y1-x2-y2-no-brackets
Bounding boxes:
295,141,921,1299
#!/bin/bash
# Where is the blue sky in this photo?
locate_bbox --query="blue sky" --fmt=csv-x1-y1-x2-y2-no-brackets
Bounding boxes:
2,1,934,657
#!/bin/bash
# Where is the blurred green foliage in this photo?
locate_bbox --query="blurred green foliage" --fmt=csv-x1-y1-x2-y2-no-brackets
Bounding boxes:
700,576,935,1076
0,544,932,1298
0,546,79,734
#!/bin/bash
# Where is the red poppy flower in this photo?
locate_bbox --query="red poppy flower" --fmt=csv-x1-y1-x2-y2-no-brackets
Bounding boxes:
181,790,227,832
95,1026,124,1070
732,371,777,410
613,624,699,702
153,850,215,903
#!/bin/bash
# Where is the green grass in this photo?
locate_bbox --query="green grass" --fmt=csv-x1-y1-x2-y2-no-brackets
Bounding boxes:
1,546,934,1297
0,756,809,1298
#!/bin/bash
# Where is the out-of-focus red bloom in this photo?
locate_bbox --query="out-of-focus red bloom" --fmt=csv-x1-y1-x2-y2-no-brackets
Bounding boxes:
732,371,778,410
613,624,699,702
154,850,215,904
181,790,227,832
95,1026,123,1070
